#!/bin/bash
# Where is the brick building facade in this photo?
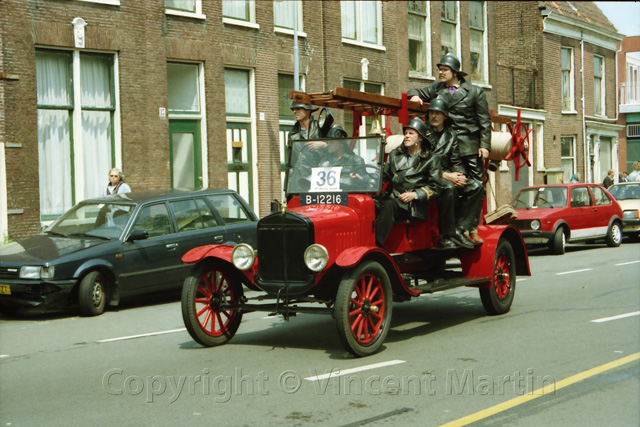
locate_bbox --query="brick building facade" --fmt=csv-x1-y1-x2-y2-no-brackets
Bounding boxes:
0,1,623,241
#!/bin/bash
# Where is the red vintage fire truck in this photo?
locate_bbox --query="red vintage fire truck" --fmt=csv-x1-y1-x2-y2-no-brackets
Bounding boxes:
180,88,531,357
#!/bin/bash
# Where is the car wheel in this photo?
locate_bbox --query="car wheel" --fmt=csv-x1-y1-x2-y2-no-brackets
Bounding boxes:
480,239,516,315
550,228,565,255
181,261,243,347
335,260,392,357
605,222,622,247
78,271,107,316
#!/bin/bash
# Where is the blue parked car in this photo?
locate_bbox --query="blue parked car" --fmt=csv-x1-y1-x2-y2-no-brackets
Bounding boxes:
0,189,257,316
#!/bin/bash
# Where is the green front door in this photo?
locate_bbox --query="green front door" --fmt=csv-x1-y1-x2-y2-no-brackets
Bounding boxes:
226,122,253,208
169,119,202,190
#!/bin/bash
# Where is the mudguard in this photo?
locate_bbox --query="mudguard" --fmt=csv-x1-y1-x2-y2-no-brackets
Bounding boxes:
460,225,531,282
182,244,257,285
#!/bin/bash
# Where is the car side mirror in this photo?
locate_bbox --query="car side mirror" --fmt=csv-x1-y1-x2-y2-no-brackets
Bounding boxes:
126,230,148,242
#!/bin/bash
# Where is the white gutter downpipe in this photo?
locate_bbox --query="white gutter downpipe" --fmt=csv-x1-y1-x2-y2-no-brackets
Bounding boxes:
581,36,589,182
293,1,299,91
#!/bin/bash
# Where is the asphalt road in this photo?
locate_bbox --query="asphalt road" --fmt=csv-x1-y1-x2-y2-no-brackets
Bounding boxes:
1,240,639,426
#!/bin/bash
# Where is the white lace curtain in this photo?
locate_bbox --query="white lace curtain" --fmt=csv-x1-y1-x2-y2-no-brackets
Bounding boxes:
274,1,295,29
36,51,113,216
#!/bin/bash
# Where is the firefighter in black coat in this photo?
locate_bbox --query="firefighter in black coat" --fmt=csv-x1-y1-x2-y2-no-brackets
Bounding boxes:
408,54,490,245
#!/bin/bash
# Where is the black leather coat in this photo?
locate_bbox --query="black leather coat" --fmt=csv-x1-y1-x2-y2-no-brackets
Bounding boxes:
382,143,441,220
407,79,492,156
424,122,465,175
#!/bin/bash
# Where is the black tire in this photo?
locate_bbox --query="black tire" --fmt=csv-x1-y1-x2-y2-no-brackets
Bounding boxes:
480,239,516,315
605,222,623,247
335,261,392,357
181,261,243,347
550,228,565,255
78,271,107,316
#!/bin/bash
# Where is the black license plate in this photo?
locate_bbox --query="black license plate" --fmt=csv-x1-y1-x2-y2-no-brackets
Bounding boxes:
300,192,348,206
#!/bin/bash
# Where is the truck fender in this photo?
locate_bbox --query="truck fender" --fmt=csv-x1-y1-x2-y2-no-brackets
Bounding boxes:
461,225,531,281
182,244,258,289
335,246,420,298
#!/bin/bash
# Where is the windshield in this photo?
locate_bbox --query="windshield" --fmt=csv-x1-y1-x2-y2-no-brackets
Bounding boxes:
608,183,640,200
46,202,135,240
286,136,383,194
512,187,568,209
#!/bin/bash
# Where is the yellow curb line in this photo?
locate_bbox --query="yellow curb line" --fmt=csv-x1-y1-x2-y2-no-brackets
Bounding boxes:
440,352,640,427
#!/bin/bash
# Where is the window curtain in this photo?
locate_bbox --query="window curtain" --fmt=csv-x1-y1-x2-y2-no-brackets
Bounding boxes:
470,30,483,81
81,55,113,199
167,63,200,112
223,0,248,20
165,0,195,12
561,49,572,110
36,51,73,216
408,13,425,72
224,69,250,116
341,1,356,39
274,1,295,29
361,1,378,44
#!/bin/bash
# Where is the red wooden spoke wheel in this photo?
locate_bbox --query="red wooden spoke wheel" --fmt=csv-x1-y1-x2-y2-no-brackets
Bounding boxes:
480,239,516,315
181,261,243,347
505,110,532,181
335,261,392,357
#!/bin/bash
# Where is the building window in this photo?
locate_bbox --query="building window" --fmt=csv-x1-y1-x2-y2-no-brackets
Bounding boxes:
440,1,458,57
561,47,575,112
561,136,575,182
594,55,605,115
167,63,201,113
469,1,486,83
408,1,430,75
165,0,204,18
224,69,251,117
36,49,116,218
341,1,382,47
223,0,256,25
343,79,383,136
627,62,639,103
274,0,303,32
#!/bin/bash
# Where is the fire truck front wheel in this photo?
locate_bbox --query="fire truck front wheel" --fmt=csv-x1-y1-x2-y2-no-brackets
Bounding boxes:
181,261,244,347
335,261,392,357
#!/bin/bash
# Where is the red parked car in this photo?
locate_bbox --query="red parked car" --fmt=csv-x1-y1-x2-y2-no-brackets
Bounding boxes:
510,183,623,254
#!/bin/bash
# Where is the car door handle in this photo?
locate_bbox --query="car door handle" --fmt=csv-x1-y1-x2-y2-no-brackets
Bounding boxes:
214,235,223,242
166,243,179,249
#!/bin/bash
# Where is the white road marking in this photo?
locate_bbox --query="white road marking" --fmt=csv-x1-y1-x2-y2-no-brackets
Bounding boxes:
0,355,9,358
97,328,186,343
591,311,640,323
615,260,640,266
556,268,592,275
304,360,406,381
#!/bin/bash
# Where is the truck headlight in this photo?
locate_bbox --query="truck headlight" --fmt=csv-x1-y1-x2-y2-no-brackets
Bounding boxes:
531,220,541,230
19,266,55,279
232,244,255,270
304,244,329,272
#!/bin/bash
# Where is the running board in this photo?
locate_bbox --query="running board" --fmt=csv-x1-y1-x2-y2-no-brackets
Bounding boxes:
411,276,490,294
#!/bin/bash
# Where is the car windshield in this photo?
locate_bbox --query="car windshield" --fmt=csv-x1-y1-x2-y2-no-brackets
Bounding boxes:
608,183,640,200
512,187,568,209
46,202,135,240
286,136,383,194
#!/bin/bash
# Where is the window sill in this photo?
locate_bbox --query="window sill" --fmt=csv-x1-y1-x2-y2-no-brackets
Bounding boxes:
275,28,307,38
342,39,386,52
409,71,435,81
223,17,260,30
76,0,120,5
472,82,492,90
165,9,206,20
562,110,578,115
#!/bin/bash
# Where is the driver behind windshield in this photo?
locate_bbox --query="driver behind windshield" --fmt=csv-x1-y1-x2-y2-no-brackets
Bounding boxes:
319,127,370,190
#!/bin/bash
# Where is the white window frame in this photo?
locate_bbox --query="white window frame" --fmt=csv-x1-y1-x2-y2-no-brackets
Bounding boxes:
222,0,259,30
560,135,576,183
593,54,605,116
164,0,206,20
469,1,488,84
36,47,121,219
561,47,576,113
341,1,385,51
273,0,306,37
408,1,433,79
